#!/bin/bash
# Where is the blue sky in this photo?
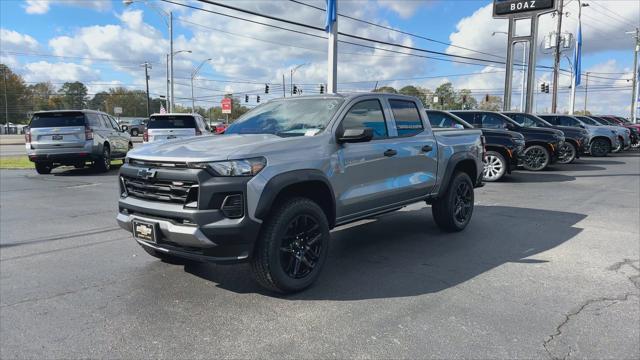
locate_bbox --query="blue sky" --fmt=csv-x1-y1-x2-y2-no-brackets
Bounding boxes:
1,0,638,115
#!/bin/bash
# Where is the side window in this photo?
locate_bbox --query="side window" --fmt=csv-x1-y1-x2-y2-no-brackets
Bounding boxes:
428,112,458,128
541,116,557,125
558,116,577,127
341,99,388,139
480,113,506,129
453,112,475,125
389,100,423,137
106,115,119,130
511,114,537,127
86,113,101,128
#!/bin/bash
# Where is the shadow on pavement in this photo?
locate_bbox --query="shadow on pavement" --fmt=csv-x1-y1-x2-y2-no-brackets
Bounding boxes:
503,172,575,183
184,206,586,300
52,163,122,176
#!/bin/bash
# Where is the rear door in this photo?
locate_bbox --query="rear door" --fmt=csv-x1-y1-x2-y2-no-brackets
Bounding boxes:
29,112,87,150
385,98,438,199
146,115,197,142
105,114,128,155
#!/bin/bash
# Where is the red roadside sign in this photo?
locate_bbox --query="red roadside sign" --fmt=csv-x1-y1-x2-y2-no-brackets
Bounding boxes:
221,98,232,114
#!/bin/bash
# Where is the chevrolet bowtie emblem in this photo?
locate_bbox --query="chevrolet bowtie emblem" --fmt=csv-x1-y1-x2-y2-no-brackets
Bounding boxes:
137,168,156,180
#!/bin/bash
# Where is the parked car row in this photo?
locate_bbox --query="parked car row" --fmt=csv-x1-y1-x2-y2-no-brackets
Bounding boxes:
425,109,637,182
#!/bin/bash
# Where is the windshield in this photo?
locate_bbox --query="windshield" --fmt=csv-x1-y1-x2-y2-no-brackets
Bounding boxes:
592,117,613,125
148,115,196,129
225,98,344,137
29,112,86,128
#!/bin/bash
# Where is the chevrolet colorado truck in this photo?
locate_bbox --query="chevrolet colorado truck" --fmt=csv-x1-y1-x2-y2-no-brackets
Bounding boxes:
117,93,484,293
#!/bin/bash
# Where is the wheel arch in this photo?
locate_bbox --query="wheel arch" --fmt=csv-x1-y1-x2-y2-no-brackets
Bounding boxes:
255,170,336,229
437,153,481,198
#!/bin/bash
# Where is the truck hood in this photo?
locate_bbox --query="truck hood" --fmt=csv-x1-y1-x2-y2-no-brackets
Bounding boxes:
517,127,564,138
127,134,288,162
480,128,524,140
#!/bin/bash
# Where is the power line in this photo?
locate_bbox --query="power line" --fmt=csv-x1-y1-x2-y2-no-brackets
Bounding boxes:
588,1,639,29
287,0,505,60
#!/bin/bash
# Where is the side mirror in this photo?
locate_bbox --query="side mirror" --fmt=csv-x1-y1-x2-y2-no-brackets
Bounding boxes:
337,127,374,143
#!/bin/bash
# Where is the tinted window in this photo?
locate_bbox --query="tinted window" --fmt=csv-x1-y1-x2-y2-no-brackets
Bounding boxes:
538,115,557,125
507,113,539,127
558,116,579,127
451,112,476,124
86,113,102,128
479,113,506,129
342,100,387,139
30,112,86,128
389,100,423,136
148,115,197,129
428,111,465,128
107,116,120,130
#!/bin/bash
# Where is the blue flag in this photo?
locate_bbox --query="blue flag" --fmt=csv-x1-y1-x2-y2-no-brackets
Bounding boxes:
325,0,337,33
573,22,582,86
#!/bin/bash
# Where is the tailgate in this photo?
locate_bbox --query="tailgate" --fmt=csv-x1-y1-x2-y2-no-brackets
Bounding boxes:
147,128,195,142
30,126,86,149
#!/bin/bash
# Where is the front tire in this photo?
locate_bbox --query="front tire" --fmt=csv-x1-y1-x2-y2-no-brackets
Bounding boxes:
482,151,507,182
557,142,577,164
35,162,52,174
251,198,330,294
612,137,623,153
94,146,111,172
432,171,474,232
522,145,550,171
590,138,610,157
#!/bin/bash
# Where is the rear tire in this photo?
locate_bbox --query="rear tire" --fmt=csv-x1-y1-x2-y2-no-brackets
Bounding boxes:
35,162,52,174
522,145,550,171
590,138,610,157
250,197,330,294
432,172,474,232
557,142,577,164
482,151,507,182
94,146,111,172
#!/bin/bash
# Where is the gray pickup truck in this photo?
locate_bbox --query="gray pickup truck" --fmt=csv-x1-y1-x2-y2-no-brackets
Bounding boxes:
117,93,484,293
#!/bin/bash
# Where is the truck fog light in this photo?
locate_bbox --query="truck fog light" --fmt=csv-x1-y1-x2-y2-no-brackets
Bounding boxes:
221,194,244,219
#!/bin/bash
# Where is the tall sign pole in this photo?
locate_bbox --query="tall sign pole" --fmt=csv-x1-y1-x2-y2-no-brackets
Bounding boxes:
551,0,564,113
494,0,554,113
628,28,639,123
326,0,338,94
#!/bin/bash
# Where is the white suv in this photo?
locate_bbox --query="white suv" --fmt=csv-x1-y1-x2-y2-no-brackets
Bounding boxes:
143,113,210,143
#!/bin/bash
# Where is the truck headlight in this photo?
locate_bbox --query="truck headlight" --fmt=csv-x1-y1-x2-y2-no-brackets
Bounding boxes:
189,157,266,176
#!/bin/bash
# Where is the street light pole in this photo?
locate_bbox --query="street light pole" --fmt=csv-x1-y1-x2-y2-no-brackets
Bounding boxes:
141,62,152,117
290,63,308,96
584,72,589,113
551,0,564,113
165,50,191,113
191,58,212,114
628,28,639,123
569,1,588,115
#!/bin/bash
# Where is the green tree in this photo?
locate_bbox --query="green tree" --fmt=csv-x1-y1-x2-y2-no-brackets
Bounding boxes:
0,64,30,123
398,85,427,106
479,95,503,111
27,82,56,112
434,82,456,110
456,89,478,110
372,86,398,94
58,81,88,109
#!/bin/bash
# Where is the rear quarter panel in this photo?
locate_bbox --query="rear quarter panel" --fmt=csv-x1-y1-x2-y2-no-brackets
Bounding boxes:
431,129,483,195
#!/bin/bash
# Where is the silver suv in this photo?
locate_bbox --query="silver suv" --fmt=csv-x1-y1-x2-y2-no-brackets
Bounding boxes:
119,118,146,137
26,110,132,174
117,94,484,293
144,113,210,143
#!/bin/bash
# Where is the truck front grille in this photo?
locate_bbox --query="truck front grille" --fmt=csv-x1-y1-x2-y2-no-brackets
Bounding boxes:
122,175,198,205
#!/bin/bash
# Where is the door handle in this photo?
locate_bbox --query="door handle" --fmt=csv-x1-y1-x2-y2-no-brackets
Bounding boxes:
422,145,433,152
384,149,397,157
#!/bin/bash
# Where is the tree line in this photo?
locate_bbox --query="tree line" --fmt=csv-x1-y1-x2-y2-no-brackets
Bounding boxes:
0,64,250,124
372,83,503,111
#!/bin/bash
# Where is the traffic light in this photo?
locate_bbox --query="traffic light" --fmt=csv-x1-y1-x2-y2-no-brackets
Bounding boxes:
293,85,298,94
540,83,546,93
265,84,269,94
245,95,249,103
319,84,324,94
485,94,490,102
256,95,260,103
545,83,550,93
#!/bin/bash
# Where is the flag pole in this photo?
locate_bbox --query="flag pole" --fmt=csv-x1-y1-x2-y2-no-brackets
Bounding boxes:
326,0,338,94
569,1,584,115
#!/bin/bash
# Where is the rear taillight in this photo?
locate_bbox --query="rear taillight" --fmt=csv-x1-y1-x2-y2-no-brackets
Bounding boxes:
25,129,31,143
85,126,93,140
480,135,487,158
143,129,148,142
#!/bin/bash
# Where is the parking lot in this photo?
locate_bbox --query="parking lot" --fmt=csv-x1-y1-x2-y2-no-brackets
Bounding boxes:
0,153,638,359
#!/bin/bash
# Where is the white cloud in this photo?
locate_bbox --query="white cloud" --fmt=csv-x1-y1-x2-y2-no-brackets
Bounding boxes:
0,28,40,52
23,0,111,15
23,61,101,83
377,0,429,19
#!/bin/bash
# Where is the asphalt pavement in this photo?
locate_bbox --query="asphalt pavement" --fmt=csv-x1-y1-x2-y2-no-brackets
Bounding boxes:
0,139,142,157
1,154,639,359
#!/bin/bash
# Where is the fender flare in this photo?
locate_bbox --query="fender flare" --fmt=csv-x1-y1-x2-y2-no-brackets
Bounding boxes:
437,153,481,198
254,169,336,223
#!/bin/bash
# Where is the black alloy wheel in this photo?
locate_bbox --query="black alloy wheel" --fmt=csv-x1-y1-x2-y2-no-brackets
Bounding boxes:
453,181,473,225
279,215,323,279
557,142,577,164
432,171,474,232
522,145,550,171
590,138,610,157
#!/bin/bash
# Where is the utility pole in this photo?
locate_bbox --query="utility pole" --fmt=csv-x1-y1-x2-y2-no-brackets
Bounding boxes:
141,62,152,117
584,72,589,113
551,0,564,113
628,28,639,123
282,74,286,98
166,54,170,111
3,67,8,132
326,0,338,93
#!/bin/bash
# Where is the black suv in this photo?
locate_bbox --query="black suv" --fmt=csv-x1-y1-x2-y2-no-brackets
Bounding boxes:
502,112,589,164
427,110,525,182
450,110,564,171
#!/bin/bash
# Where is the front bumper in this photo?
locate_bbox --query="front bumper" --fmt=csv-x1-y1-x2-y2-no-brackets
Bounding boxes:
117,163,262,264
